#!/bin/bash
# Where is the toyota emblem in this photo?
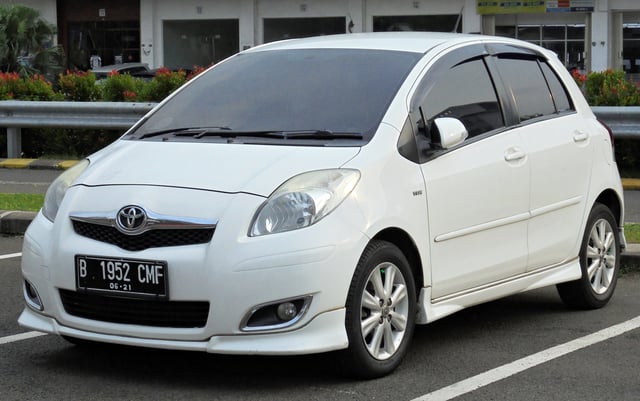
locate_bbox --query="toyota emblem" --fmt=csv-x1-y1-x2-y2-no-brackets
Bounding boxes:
116,205,147,234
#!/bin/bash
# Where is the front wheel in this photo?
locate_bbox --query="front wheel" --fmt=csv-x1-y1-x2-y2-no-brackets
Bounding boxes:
557,203,620,309
340,240,417,379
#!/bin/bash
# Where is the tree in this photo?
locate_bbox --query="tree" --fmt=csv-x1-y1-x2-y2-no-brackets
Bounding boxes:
0,4,64,79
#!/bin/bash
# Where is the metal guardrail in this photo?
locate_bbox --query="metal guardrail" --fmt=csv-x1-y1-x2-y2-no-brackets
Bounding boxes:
0,101,156,158
591,106,640,140
0,101,638,158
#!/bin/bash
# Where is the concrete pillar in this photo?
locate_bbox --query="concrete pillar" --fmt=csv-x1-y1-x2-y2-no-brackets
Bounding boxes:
482,15,496,36
140,0,156,68
611,11,623,71
7,128,22,159
239,0,256,50
347,0,364,33
590,3,610,71
463,0,482,34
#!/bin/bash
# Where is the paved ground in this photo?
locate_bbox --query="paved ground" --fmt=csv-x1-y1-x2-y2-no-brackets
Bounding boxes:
1,237,639,401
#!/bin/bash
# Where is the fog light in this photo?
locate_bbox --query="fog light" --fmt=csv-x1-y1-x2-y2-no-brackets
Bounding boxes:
242,295,312,332
276,302,298,322
23,280,44,311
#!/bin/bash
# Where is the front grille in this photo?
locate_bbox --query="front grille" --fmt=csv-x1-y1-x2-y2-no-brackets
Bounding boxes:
60,290,210,328
72,221,214,251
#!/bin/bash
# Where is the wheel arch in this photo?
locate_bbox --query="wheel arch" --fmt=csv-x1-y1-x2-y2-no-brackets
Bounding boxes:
593,189,624,226
371,227,425,295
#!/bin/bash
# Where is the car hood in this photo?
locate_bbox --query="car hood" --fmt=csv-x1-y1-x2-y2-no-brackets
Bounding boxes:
78,140,360,197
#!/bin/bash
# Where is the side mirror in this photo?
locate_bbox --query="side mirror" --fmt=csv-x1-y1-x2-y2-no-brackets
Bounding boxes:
433,117,468,149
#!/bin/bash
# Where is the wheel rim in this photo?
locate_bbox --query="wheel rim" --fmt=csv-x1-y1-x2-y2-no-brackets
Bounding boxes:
586,218,617,295
359,262,409,360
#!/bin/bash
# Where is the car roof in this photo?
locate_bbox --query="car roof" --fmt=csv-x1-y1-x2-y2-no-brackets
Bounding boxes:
246,32,503,54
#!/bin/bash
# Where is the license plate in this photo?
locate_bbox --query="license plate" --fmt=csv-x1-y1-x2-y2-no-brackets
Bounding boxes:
75,255,168,299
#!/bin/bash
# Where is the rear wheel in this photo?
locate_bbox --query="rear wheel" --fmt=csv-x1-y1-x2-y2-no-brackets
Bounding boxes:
557,203,620,309
340,240,416,379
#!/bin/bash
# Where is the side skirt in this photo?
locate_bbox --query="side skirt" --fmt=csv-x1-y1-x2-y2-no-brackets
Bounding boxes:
416,258,582,324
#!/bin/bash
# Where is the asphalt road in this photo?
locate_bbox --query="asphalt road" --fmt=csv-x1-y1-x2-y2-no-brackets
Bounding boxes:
1,236,639,401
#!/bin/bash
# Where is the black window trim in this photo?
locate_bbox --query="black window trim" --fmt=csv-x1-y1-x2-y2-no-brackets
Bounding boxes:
407,43,508,163
404,42,579,164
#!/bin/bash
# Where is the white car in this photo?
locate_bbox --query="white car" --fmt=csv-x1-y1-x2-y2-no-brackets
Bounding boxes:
19,32,626,378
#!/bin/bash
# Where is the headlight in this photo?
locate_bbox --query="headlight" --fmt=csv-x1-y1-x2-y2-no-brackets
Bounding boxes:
42,159,90,222
249,169,360,237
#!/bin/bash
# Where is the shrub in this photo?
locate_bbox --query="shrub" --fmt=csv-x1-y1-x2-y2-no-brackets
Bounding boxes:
186,65,209,80
584,69,640,106
0,73,60,100
0,71,20,100
140,67,187,102
58,70,100,101
100,70,145,102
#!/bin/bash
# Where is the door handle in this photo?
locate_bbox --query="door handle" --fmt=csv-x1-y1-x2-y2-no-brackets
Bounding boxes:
504,148,526,162
573,131,589,143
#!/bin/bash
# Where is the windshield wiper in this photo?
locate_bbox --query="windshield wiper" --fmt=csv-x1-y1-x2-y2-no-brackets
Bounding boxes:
185,129,363,140
136,126,231,140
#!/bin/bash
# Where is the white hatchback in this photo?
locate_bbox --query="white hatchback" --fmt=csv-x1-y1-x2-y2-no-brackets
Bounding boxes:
19,32,626,378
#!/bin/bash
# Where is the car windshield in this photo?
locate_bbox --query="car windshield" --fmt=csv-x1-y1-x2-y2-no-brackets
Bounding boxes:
126,48,421,144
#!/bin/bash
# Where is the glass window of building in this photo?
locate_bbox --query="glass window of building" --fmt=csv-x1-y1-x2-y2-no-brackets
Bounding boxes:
163,20,239,70
373,15,462,32
495,24,585,70
623,21,640,74
263,17,346,43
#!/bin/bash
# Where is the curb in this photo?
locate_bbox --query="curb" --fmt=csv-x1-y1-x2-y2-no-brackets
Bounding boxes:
1,209,638,271
0,210,36,235
0,158,78,170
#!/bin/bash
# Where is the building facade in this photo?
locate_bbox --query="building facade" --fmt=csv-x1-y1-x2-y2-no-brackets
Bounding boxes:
5,0,640,73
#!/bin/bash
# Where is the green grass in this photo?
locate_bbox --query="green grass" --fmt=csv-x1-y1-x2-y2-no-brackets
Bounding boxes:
0,193,45,212
0,192,639,244
626,223,640,244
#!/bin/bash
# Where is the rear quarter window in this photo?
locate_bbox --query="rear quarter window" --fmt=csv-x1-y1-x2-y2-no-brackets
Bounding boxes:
539,62,574,113
495,57,556,122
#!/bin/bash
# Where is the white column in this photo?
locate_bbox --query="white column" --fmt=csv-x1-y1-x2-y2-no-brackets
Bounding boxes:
610,11,623,71
347,0,365,33
462,0,482,34
590,2,610,71
239,0,256,50
140,0,156,68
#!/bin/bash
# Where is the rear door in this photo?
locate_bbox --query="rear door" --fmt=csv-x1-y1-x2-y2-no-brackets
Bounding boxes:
491,55,594,270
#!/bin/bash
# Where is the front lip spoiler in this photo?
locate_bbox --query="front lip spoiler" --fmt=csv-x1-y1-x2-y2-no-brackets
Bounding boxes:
17,307,349,355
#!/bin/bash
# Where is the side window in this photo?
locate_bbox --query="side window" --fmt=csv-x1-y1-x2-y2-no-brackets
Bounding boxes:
421,58,504,138
495,57,556,121
539,61,574,113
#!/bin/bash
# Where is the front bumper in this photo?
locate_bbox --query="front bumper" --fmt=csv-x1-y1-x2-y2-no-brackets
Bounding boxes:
19,184,368,354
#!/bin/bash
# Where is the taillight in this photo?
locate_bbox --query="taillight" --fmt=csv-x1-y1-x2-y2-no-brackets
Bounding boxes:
597,118,615,158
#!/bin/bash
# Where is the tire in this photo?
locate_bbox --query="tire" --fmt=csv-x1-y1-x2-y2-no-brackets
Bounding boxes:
340,240,417,379
557,203,620,309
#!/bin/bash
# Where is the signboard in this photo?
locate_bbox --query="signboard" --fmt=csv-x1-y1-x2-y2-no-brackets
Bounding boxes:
477,1,594,14
547,0,595,12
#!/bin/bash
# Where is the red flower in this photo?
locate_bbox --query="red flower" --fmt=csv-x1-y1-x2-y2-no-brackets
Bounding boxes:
155,67,171,77
123,90,138,100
